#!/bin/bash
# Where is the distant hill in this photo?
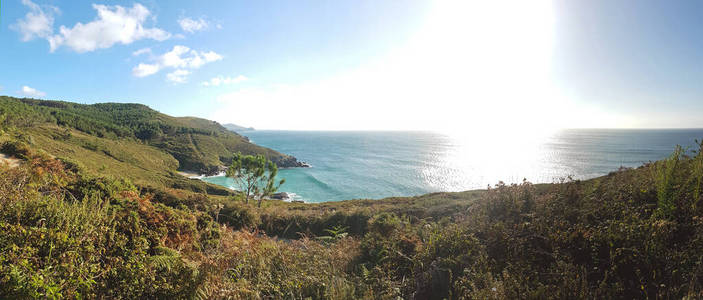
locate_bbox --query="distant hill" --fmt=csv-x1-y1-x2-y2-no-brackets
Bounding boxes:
223,123,255,132
0,96,305,175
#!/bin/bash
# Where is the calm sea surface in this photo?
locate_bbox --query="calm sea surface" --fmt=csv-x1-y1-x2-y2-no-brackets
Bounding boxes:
201,129,703,203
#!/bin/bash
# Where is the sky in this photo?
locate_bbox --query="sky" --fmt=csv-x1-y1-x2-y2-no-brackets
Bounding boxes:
1,0,703,132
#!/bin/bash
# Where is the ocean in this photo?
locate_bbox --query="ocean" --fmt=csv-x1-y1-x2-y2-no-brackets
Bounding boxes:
201,129,703,203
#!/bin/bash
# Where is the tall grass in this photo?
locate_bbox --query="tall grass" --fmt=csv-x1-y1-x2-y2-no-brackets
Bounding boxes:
654,145,683,219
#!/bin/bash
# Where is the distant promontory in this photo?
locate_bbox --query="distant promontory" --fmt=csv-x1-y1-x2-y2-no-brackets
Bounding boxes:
223,123,255,133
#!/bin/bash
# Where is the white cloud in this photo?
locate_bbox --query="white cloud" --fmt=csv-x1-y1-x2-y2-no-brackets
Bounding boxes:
21,86,46,97
47,3,170,53
178,17,209,33
159,45,222,69
166,69,191,83
132,63,160,77
201,75,248,86
132,45,222,81
11,0,58,41
132,47,151,56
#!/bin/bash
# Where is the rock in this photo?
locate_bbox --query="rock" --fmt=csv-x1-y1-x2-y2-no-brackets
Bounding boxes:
200,165,227,176
275,156,311,168
271,192,289,200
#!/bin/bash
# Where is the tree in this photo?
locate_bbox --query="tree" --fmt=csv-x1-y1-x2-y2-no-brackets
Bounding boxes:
225,152,285,207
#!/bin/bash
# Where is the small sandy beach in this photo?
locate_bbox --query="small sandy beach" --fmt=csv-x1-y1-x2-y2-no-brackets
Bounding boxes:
177,170,200,178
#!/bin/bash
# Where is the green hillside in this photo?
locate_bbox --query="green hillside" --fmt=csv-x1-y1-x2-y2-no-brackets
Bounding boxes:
0,96,304,174
1,95,702,298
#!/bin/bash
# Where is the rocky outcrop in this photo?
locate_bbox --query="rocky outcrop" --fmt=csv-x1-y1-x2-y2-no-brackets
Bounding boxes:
200,165,227,176
274,156,311,168
270,192,290,200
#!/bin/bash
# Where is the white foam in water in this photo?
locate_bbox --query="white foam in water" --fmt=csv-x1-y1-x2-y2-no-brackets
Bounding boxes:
285,192,304,203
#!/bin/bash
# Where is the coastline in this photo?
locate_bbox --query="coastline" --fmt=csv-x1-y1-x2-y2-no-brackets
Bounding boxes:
177,170,201,178
194,171,306,203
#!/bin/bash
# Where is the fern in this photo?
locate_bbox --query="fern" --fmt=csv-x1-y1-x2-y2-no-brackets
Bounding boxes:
149,255,178,272
193,285,211,300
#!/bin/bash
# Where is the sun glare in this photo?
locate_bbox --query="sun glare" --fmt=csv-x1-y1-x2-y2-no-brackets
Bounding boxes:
212,0,570,133
410,0,558,134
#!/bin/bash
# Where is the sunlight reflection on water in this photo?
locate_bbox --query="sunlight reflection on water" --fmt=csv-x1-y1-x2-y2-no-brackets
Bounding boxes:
202,129,703,202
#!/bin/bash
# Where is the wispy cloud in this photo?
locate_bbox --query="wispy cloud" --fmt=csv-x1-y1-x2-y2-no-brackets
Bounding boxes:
132,47,152,56
133,45,222,83
201,75,248,86
21,85,46,97
178,17,209,33
11,0,59,41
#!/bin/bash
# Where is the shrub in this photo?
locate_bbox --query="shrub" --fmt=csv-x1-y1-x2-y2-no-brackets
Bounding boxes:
1,140,31,159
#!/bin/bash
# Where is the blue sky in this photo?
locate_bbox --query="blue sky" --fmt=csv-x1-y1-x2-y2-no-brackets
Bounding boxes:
1,0,430,126
552,1,703,128
1,1,703,130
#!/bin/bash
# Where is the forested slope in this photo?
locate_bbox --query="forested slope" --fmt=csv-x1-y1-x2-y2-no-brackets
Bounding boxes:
0,96,304,174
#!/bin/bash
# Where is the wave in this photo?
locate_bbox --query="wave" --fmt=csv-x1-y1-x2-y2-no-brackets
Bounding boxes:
303,173,336,192
283,192,305,203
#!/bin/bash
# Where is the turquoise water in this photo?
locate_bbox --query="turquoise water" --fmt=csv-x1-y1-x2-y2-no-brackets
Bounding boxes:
201,129,703,203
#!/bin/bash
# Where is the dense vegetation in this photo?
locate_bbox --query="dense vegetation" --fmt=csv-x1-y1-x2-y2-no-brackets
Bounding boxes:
1,96,703,298
0,96,301,173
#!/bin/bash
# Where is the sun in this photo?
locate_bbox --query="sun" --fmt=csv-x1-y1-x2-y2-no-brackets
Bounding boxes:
401,0,560,135
213,0,569,132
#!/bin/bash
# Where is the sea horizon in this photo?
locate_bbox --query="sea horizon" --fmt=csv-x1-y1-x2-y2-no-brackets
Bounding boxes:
202,128,703,203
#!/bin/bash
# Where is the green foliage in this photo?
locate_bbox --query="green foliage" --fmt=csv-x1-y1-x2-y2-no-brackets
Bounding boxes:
691,140,703,210
1,140,31,159
226,152,285,207
2,102,703,298
654,145,684,219
0,96,299,174
203,230,361,299
0,150,217,299
219,201,261,229
318,225,349,243
324,225,349,239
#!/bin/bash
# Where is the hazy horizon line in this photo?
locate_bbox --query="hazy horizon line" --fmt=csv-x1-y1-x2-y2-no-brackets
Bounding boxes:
233,127,703,132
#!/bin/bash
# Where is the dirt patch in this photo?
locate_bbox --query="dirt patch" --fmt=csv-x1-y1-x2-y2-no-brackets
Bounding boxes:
0,153,21,168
